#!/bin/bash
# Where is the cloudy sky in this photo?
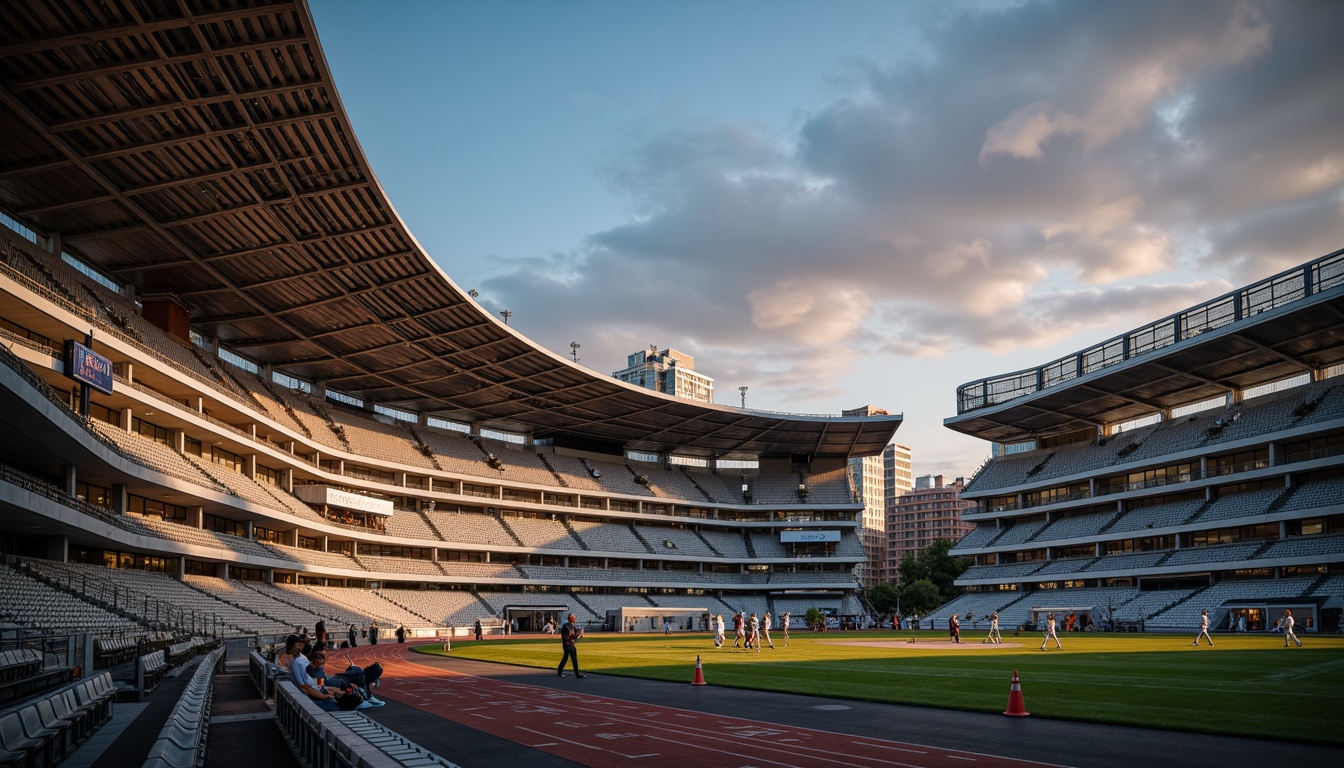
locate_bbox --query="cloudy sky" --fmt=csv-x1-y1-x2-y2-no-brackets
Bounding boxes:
310,0,1343,477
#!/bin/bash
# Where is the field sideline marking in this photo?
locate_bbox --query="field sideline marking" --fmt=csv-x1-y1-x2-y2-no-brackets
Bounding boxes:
729,661,1344,697
1256,657,1344,683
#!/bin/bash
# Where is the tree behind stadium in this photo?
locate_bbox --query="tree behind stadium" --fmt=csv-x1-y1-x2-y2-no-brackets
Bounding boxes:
898,539,970,605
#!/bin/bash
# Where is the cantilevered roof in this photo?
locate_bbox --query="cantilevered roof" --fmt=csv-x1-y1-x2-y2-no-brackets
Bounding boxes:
0,0,900,458
945,252,1344,444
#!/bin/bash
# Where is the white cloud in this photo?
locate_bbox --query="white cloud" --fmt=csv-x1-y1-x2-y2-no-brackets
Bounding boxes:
979,0,1271,163
479,0,1342,419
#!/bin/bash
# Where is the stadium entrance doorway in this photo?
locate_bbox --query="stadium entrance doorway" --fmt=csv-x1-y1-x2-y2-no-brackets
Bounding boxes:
1029,606,1095,632
1220,597,1335,633
501,605,567,632
606,607,707,633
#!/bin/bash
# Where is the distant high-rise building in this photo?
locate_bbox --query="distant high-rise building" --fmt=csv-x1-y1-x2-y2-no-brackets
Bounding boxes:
881,443,914,581
886,475,975,582
849,453,886,589
612,345,714,403
838,412,904,590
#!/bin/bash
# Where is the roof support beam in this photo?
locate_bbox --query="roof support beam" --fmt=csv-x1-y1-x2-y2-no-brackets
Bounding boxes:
7,32,310,91
48,79,326,133
0,3,297,58
17,194,119,216
0,156,74,179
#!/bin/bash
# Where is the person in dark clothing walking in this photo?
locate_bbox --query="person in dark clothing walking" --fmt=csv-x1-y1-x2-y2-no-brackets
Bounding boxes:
557,613,585,678
347,624,357,648
396,625,406,643
474,619,482,641
369,621,379,645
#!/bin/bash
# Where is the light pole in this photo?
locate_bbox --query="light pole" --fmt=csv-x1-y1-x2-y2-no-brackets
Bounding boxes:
739,386,748,408
570,342,580,363
500,309,512,325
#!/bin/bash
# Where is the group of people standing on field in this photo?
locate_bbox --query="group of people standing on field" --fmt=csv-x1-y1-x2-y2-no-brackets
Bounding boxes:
711,611,782,651
1193,608,1303,648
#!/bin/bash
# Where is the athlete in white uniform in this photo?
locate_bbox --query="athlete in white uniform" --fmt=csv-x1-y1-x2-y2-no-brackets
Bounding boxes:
713,614,725,648
1040,612,1062,651
762,612,774,649
985,612,1002,645
781,612,791,647
1192,609,1214,647
1282,609,1303,647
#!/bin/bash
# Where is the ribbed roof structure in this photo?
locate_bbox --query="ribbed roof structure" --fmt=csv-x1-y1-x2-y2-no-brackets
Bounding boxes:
0,0,900,459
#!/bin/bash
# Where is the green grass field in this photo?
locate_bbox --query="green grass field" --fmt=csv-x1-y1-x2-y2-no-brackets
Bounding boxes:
420,630,1344,745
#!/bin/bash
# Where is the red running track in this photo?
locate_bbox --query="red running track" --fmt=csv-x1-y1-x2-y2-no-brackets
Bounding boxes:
338,642,1061,768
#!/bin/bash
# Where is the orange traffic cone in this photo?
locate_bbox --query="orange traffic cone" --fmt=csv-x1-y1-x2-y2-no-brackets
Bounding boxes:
1003,670,1029,717
691,655,708,686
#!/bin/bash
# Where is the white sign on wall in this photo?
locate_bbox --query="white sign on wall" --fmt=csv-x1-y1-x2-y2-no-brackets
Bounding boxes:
295,485,394,516
780,530,840,543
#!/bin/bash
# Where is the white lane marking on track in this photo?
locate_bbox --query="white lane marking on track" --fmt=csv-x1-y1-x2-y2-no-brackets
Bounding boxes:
387,647,1066,768
673,713,697,719
516,726,656,758
418,679,1001,768
947,756,976,762
856,742,928,755
643,733,913,768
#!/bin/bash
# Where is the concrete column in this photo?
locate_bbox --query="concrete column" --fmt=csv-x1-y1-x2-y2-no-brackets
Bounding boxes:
246,520,254,539
283,467,293,492
62,465,76,496
120,408,133,431
171,430,186,452
320,535,328,552
245,454,257,480
45,535,68,562
112,483,128,515
189,506,204,528
221,562,229,579
175,558,186,579
398,472,407,487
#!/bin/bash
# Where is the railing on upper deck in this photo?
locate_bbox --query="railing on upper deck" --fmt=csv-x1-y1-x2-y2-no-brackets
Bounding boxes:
956,249,1344,415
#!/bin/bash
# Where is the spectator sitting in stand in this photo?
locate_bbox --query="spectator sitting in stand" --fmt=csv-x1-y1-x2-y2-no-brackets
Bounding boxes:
276,634,303,670
311,651,385,707
291,647,372,711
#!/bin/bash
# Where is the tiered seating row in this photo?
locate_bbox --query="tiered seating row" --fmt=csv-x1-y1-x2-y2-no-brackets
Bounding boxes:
0,564,144,638
1146,577,1319,627
963,379,1343,496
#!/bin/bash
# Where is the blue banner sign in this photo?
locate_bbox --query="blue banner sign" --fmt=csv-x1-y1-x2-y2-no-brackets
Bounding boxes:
65,339,114,395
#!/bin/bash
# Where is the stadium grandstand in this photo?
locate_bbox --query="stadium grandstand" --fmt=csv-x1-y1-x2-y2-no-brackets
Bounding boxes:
940,252,1344,636
0,2,901,762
